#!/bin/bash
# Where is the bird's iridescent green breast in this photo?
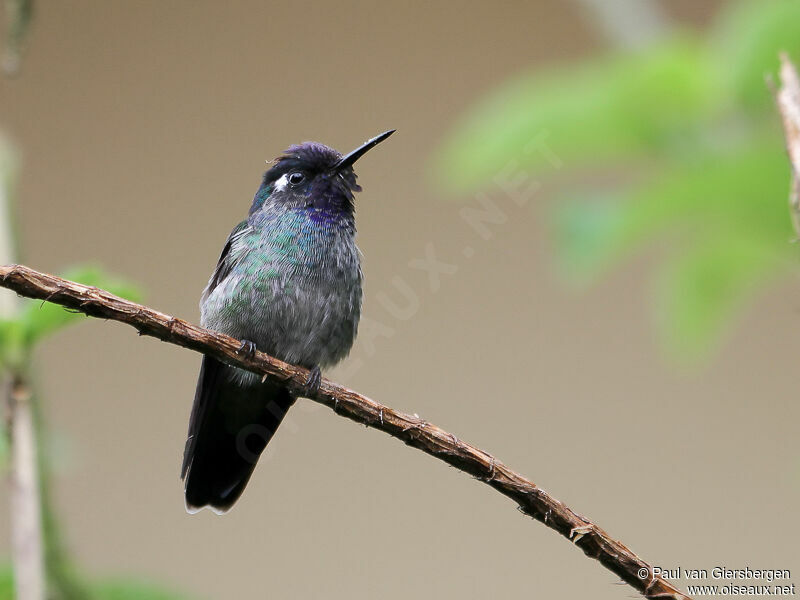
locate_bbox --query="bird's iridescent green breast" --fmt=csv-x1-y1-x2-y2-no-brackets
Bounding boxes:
202,205,362,369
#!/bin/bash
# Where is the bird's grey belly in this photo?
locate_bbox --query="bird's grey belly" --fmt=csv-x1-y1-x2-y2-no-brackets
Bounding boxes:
202,269,361,373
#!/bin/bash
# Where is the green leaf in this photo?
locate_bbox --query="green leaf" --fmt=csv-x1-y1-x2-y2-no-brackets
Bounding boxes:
653,232,788,362
19,265,142,348
433,37,717,193
553,139,793,283
553,138,795,356
553,194,638,284
711,0,800,110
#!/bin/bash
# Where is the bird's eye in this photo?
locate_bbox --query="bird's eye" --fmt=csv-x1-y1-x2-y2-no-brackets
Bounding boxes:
288,172,306,186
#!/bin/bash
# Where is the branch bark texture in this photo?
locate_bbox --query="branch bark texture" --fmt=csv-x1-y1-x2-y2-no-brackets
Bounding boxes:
0,263,689,600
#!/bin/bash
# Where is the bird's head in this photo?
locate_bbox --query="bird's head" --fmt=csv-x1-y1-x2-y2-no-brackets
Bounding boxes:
250,130,394,220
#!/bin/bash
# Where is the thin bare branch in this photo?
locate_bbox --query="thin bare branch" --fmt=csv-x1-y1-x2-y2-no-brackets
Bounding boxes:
0,263,689,600
6,376,45,600
2,0,33,76
775,53,800,237
1,136,45,600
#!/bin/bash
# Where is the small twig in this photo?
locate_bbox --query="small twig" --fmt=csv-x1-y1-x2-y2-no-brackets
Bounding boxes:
775,53,800,238
6,376,45,600
2,0,33,76
1,137,45,600
0,263,689,600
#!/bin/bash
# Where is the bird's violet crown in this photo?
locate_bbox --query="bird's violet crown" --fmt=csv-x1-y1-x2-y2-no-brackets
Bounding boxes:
249,142,361,217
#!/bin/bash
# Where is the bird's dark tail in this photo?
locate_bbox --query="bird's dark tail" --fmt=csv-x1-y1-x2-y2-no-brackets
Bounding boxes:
181,356,296,513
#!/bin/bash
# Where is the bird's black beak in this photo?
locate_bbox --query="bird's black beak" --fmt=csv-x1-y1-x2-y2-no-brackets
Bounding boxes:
334,129,395,171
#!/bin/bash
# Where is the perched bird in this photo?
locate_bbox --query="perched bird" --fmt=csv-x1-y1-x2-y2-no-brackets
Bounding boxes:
181,130,394,513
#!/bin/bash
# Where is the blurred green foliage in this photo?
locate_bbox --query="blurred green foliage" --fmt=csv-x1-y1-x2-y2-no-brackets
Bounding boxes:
434,0,800,361
0,265,142,371
0,565,190,600
435,37,718,192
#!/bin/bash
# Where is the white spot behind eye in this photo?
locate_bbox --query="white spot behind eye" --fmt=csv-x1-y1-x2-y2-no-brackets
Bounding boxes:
274,173,289,192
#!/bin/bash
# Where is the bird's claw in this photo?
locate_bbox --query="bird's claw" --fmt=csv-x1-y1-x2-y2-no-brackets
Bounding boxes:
237,339,258,359
304,365,322,396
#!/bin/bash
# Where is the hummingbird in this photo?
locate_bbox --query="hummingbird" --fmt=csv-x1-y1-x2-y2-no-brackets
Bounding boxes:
181,130,395,514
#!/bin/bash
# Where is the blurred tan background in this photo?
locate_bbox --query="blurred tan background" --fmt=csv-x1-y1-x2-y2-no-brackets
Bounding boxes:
2,1,799,598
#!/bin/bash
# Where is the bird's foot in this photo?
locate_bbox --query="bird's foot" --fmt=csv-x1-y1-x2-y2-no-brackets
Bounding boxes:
237,339,258,359
304,365,322,396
